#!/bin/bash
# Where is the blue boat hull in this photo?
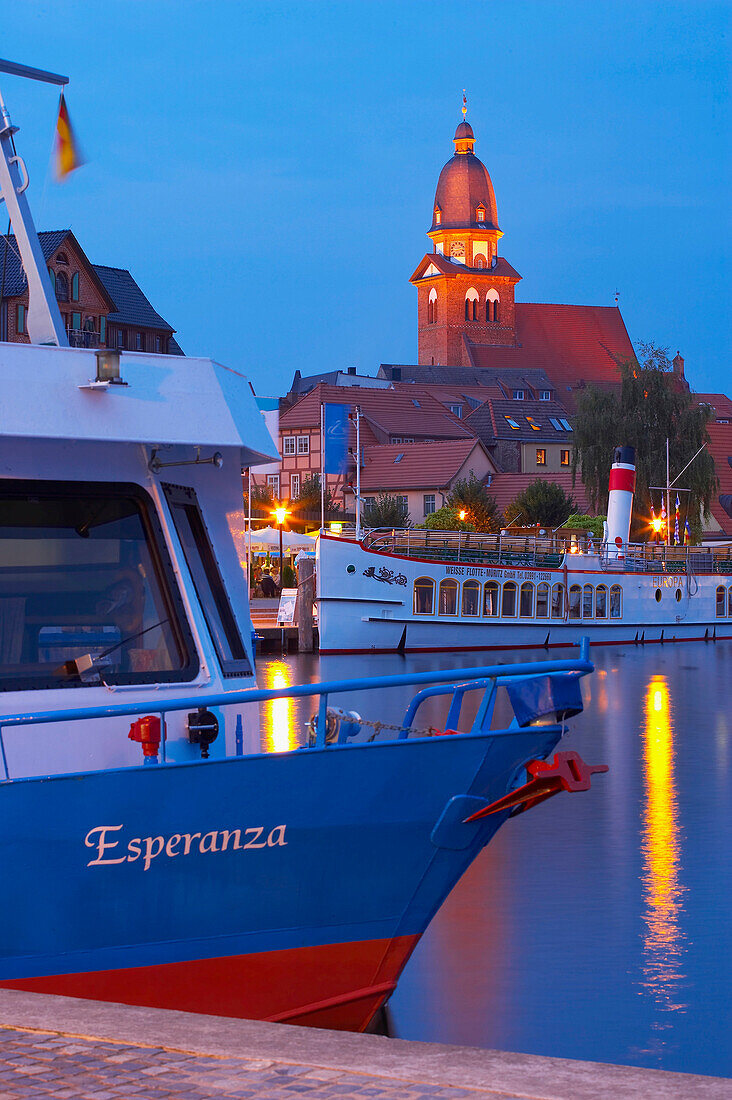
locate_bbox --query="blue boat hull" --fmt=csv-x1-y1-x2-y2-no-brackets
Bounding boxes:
0,726,560,1029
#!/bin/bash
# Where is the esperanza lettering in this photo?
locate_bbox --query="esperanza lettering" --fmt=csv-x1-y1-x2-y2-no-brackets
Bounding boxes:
85,823,287,872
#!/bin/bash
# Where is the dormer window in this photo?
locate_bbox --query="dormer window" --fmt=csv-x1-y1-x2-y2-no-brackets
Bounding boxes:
513,389,525,401
476,205,485,222
540,390,551,401
434,205,442,225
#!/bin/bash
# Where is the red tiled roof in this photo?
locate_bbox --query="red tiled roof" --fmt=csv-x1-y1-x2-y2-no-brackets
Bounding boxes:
704,418,732,537
694,393,732,419
361,439,491,491
487,472,590,516
279,383,476,441
466,397,573,442
467,304,634,410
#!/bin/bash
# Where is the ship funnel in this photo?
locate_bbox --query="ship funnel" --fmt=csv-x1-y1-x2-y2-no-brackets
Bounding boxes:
606,445,635,556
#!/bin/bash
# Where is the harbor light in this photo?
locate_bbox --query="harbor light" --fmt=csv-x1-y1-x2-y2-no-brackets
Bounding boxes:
94,348,123,384
273,505,288,526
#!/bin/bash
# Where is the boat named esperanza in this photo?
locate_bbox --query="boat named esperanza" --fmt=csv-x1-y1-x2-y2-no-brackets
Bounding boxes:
0,63,605,1034
317,448,732,653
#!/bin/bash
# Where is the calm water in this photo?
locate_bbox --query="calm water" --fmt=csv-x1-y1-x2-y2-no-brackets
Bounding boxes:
256,641,732,1077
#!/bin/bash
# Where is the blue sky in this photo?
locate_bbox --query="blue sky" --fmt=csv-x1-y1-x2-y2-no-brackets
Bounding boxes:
3,1,730,395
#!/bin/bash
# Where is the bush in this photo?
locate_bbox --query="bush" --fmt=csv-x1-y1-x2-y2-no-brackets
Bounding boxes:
281,565,297,588
564,514,606,539
446,474,502,532
504,480,577,528
362,493,411,528
424,505,475,531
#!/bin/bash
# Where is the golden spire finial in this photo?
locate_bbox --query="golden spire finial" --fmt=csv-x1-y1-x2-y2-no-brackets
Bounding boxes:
462,89,467,118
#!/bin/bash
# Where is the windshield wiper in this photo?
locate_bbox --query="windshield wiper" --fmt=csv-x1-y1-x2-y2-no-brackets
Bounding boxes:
54,619,169,684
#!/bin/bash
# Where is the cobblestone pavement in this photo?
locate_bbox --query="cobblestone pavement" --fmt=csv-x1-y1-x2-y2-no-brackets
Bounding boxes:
0,1026,521,1100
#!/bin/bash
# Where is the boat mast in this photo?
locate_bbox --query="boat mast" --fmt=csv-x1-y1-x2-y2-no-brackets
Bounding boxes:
0,58,69,346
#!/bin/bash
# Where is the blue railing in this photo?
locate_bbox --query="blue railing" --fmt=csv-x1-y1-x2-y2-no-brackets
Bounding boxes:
0,641,592,778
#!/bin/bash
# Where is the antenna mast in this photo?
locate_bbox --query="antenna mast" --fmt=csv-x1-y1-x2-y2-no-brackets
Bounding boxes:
0,58,69,346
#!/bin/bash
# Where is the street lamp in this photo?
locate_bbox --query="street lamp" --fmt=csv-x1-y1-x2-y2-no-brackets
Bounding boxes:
459,509,467,522
272,504,290,585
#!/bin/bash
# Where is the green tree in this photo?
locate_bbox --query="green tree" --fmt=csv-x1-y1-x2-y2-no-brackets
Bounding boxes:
362,493,411,528
446,474,502,532
293,474,340,514
504,480,577,528
423,505,475,531
564,514,606,539
571,342,717,538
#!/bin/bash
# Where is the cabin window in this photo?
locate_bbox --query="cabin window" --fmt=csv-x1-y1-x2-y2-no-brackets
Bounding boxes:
483,580,500,616
163,483,251,677
551,583,565,618
595,584,607,618
536,582,550,618
609,584,622,618
716,585,726,617
0,480,198,692
462,580,481,617
519,581,534,616
71,272,79,301
414,577,435,615
438,578,458,616
583,583,594,618
502,580,517,617
568,584,582,620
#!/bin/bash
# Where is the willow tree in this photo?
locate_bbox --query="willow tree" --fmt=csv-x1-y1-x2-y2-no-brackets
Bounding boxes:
571,343,717,539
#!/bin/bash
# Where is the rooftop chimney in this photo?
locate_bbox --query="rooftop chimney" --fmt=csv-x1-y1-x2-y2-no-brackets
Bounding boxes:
347,366,356,375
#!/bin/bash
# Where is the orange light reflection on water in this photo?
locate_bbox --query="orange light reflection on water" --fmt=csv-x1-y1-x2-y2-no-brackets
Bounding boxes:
641,676,687,1014
261,661,299,754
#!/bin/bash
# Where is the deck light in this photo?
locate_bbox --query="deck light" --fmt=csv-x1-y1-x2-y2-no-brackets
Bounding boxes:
95,349,125,385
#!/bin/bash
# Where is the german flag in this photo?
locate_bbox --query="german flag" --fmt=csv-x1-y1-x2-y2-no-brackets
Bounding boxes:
54,93,83,180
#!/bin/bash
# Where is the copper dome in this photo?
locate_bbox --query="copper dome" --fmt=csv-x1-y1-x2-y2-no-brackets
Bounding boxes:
431,122,500,232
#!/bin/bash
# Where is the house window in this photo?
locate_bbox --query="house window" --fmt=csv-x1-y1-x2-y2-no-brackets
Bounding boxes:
283,436,296,456
55,270,69,302
116,328,125,349
464,288,479,321
559,418,572,431
561,450,570,466
434,207,442,225
16,304,26,335
391,437,414,445
136,332,144,351
71,312,81,332
155,335,161,352
291,473,300,498
549,417,564,430
397,495,408,508
56,251,68,264
540,390,551,401
71,272,79,301
100,316,107,343
486,289,499,322
423,494,436,515
428,287,438,324
362,496,376,509
504,416,520,430
513,389,524,400
474,255,485,269
449,404,462,418
297,436,310,455
526,416,541,430
266,474,280,496
536,448,546,466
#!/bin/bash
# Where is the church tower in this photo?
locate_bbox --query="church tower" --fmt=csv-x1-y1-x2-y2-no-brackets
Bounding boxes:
410,112,521,366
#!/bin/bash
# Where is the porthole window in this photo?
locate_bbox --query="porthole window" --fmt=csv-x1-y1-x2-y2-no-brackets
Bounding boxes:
346,564,356,574
483,580,500,617
595,585,607,618
551,583,565,619
655,588,662,603
536,582,550,618
519,581,534,617
502,580,517,617
610,584,622,618
414,577,435,615
675,588,682,603
716,585,726,617
462,579,480,617
568,584,582,620
438,578,458,616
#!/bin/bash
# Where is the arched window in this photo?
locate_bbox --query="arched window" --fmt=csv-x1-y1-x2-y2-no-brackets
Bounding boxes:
428,287,438,325
502,580,517,617
55,270,69,302
728,587,732,617
474,255,486,269
551,583,565,618
434,206,442,225
413,577,435,615
438,578,458,616
583,583,594,618
71,272,79,301
609,585,622,618
462,580,480,616
465,287,479,322
716,585,726,617
536,582,550,618
483,580,500,616
519,581,534,616
568,584,582,620
55,251,69,265
595,585,607,618
486,288,500,323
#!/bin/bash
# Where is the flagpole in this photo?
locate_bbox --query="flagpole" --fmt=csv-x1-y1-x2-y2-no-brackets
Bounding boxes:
666,438,671,546
247,466,252,589
320,402,325,532
355,405,362,541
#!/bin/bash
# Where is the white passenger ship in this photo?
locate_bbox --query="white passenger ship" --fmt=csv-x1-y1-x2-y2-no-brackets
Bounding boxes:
317,448,732,653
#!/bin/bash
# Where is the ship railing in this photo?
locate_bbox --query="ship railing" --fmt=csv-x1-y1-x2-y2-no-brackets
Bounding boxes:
67,327,103,348
0,642,593,781
362,528,574,569
602,542,727,574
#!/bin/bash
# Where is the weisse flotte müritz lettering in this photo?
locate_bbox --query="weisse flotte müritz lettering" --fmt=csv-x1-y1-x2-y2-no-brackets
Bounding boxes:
85,823,287,871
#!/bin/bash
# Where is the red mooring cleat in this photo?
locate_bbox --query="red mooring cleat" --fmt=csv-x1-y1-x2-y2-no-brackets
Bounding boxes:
464,750,608,822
